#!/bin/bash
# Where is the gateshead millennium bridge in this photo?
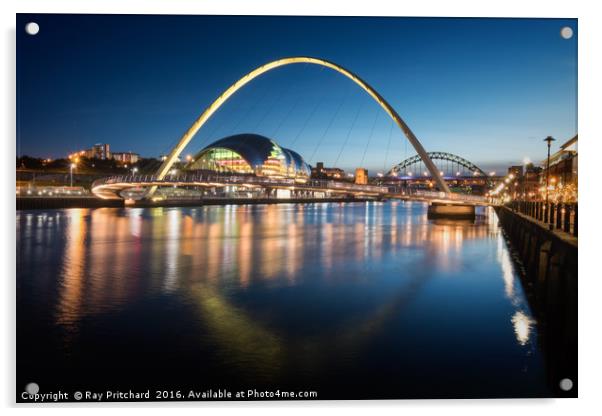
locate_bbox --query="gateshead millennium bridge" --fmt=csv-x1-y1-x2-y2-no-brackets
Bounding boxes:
91,56,491,206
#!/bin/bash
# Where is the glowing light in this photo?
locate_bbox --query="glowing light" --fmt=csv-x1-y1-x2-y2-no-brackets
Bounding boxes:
511,311,536,346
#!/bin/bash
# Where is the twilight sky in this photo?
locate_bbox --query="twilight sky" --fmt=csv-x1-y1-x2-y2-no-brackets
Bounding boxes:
17,14,577,173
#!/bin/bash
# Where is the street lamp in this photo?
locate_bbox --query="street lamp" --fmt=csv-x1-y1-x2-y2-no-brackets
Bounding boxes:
544,136,556,227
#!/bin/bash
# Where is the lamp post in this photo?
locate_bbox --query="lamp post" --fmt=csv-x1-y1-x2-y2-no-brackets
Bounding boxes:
544,136,555,228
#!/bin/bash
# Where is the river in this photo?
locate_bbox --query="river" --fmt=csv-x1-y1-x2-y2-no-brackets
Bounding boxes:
16,201,549,399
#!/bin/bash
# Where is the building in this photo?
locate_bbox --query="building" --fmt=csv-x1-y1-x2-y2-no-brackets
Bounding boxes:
524,164,542,200
112,151,140,165
354,168,368,185
186,133,311,180
507,165,523,178
540,134,578,202
68,143,110,161
541,134,578,187
89,143,111,160
312,162,345,180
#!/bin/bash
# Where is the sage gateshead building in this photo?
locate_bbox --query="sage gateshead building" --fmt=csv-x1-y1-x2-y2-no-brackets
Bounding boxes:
186,133,312,180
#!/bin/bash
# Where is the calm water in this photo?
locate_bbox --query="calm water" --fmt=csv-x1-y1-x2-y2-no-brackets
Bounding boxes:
17,202,550,399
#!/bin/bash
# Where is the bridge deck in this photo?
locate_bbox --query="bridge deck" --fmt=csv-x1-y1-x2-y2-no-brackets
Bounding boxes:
91,174,488,205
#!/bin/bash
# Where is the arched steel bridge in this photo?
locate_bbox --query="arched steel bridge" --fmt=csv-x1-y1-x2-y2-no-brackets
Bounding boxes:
388,152,489,180
150,56,451,196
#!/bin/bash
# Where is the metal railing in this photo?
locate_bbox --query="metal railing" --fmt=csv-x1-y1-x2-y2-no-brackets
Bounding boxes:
508,200,578,237
91,174,390,194
91,174,492,205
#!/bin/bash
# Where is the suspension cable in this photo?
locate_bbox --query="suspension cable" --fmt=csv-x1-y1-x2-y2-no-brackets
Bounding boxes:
333,99,364,168
307,84,351,165
289,69,329,149
227,76,274,137
272,94,302,139
359,106,380,168
383,120,395,174
253,66,300,133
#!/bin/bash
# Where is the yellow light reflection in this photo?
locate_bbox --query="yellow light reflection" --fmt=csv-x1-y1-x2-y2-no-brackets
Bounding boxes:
56,209,88,329
511,311,536,346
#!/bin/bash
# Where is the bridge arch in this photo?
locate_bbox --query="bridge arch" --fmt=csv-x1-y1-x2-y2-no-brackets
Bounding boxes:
153,57,451,195
388,151,490,181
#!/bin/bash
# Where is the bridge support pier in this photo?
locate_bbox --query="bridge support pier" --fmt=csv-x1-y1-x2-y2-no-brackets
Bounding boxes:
427,202,475,220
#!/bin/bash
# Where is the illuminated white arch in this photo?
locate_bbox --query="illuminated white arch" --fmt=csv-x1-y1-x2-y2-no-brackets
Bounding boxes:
153,57,451,194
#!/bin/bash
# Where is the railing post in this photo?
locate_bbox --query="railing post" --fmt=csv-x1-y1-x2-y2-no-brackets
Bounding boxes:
563,204,571,233
543,202,548,224
549,202,555,229
532,201,536,218
573,203,578,237
556,203,562,229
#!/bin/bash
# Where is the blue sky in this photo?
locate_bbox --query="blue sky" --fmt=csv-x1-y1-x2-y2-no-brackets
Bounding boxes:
17,15,577,172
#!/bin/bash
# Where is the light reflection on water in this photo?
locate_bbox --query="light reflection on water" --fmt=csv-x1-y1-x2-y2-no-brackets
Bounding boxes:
17,201,548,398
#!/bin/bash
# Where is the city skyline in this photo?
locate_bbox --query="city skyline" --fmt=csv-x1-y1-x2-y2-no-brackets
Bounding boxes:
17,15,577,173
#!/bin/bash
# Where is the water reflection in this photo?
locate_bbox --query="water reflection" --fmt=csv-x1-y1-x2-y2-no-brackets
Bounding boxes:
56,209,87,331
512,311,536,346
17,202,547,397
495,224,537,346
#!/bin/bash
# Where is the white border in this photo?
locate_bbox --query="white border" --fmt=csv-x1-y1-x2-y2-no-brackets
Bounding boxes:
3,1,601,414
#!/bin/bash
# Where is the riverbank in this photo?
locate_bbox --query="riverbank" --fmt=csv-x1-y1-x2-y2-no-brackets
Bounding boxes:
494,206,577,397
16,196,377,210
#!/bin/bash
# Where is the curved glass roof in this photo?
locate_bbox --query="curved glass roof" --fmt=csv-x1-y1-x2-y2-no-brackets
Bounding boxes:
196,134,277,169
190,133,311,177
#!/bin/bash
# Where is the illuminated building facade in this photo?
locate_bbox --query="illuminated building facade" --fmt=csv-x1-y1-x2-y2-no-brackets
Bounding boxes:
112,152,140,165
186,134,311,179
539,134,578,202
68,143,110,161
541,135,578,187
312,162,345,179
355,168,368,185
89,143,111,160
524,165,542,200
507,166,523,178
